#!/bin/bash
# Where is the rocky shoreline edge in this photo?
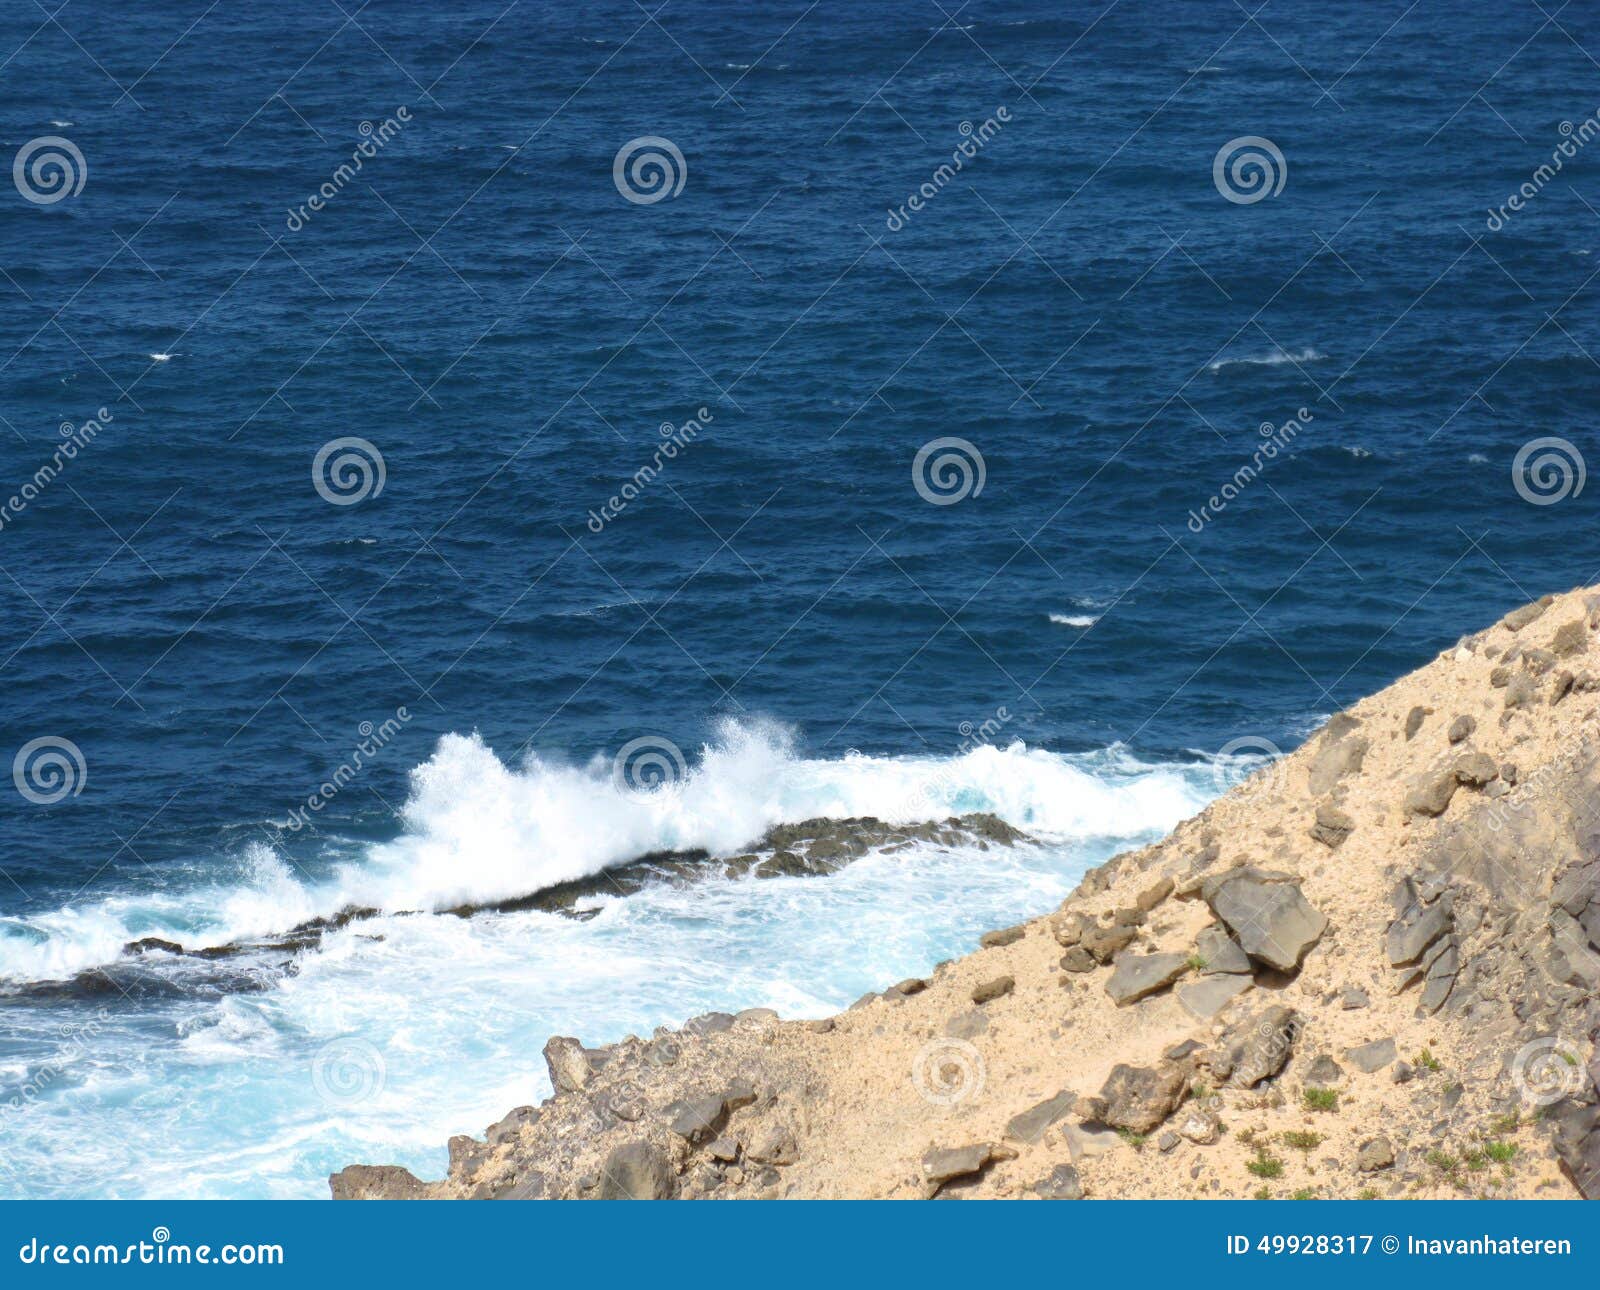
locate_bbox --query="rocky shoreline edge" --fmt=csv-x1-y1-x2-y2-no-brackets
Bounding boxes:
336,587,1600,1201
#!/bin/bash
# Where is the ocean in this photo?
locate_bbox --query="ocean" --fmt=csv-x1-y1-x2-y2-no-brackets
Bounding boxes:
0,0,1594,1197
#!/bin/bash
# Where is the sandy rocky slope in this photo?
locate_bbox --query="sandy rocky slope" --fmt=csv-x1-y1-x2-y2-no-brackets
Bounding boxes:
334,588,1600,1200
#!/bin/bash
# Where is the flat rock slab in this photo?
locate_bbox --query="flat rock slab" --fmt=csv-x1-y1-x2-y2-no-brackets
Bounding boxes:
1195,924,1252,975
1098,1063,1190,1135
1005,1090,1078,1144
1105,952,1191,1006
1207,874,1328,971
1062,1121,1124,1163
1177,972,1254,1019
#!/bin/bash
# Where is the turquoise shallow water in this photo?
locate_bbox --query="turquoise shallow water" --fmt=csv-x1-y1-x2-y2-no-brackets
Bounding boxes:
0,0,1594,1195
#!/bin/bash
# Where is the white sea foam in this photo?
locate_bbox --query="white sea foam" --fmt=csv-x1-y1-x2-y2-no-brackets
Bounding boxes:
1207,346,1326,373
1048,612,1100,627
0,720,1215,985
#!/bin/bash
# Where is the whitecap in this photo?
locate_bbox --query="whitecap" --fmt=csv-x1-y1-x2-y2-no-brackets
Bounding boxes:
1208,346,1326,373
1048,612,1100,627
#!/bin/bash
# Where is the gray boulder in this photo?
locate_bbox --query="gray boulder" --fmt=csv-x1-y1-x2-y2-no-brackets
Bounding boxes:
1105,952,1190,1006
1031,1163,1083,1199
1177,973,1253,1019
596,1141,678,1200
1098,1063,1190,1134
1207,872,1327,971
1209,1005,1300,1087
1346,1037,1397,1073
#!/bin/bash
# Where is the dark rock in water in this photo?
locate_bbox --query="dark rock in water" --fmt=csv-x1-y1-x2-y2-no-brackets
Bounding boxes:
1098,1063,1189,1134
980,925,1026,948
1105,952,1190,1006
1031,1163,1083,1199
329,1164,426,1200
1005,1090,1076,1144
665,1095,728,1144
1209,1006,1299,1087
596,1141,677,1200
123,937,185,956
1206,872,1326,971
970,975,1015,1004
1346,1037,1396,1073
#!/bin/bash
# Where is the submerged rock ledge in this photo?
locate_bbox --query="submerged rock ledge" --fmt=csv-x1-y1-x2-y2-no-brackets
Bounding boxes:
336,588,1600,1200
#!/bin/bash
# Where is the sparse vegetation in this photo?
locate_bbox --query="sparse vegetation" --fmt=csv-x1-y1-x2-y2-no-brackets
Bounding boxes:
1289,1188,1317,1200
1357,1188,1381,1200
1248,1150,1285,1179
1116,1128,1147,1151
1302,1086,1339,1112
1186,954,1208,972
1484,1140,1518,1164
1282,1130,1324,1150
1414,1048,1442,1072
1252,1186,1272,1200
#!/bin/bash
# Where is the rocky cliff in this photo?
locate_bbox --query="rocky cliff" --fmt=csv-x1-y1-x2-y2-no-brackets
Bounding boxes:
334,587,1600,1200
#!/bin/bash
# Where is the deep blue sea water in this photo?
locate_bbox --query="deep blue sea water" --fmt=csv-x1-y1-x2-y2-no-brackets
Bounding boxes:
0,0,1596,1197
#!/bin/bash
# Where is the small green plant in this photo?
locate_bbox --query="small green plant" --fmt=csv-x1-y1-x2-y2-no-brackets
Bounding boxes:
1484,1140,1518,1164
1186,954,1208,971
1302,1086,1339,1112
1252,1186,1272,1200
1426,1148,1460,1181
1248,1150,1285,1180
1488,1112,1520,1135
1414,1048,1442,1072
1463,1148,1488,1172
1289,1188,1317,1200
1116,1128,1147,1151
1357,1188,1380,1200
1282,1130,1324,1150
1192,1081,1211,1103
